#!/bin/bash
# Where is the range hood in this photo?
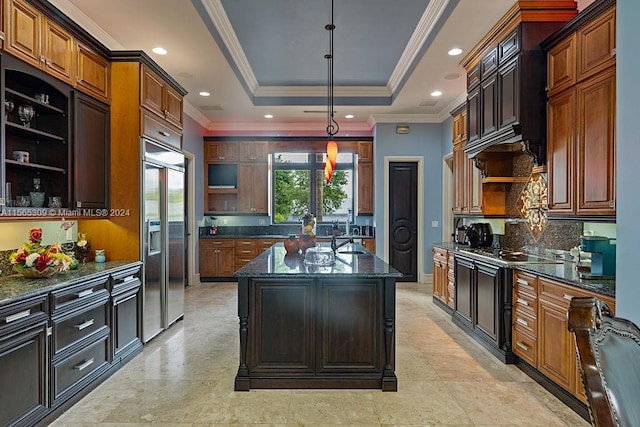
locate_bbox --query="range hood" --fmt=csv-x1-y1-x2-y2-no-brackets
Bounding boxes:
460,0,578,167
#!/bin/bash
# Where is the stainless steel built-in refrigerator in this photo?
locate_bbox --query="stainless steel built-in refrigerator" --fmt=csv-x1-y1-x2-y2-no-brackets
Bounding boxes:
142,139,185,342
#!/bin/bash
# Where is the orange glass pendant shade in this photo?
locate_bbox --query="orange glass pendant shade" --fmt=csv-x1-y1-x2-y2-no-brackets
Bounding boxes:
324,158,334,183
326,140,338,167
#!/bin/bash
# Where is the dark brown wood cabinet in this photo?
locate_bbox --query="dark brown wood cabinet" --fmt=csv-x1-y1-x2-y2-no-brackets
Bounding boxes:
544,2,616,217
73,93,110,209
239,141,268,162
432,247,449,306
357,141,374,215
547,89,576,213
0,295,49,427
511,268,615,406
141,64,183,129
110,266,143,364
2,55,72,213
206,141,239,162
238,160,268,214
238,276,393,391
576,67,615,214
75,41,110,104
199,239,236,278
4,0,75,85
461,2,579,164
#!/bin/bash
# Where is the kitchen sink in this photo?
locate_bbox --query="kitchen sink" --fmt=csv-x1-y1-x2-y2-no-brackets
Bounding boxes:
337,250,367,255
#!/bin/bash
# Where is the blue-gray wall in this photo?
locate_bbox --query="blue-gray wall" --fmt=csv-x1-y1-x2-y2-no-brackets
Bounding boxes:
373,123,445,275
181,115,205,272
615,0,639,324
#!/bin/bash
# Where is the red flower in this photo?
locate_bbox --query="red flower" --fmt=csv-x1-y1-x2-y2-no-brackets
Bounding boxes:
35,254,49,272
29,228,43,244
48,245,59,254
14,250,27,265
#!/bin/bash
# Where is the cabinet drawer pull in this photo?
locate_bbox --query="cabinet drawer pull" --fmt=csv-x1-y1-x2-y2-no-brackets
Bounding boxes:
74,358,95,371
159,131,170,137
516,278,531,287
75,319,95,330
563,294,573,301
516,298,529,306
516,318,528,327
77,289,94,298
121,275,136,284
6,309,31,323
516,342,529,351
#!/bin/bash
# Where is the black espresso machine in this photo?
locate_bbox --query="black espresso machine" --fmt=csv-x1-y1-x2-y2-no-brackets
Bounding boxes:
456,223,493,248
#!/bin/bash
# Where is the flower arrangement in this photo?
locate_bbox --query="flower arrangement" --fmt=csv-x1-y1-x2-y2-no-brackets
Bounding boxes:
10,228,73,278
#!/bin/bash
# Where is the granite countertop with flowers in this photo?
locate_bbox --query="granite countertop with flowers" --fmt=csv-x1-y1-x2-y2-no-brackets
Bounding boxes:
433,242,615,298
0,260,142,304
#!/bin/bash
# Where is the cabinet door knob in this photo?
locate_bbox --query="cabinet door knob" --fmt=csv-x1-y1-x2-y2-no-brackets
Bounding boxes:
40,55,46,63
159,131,170,137
609,200,616,208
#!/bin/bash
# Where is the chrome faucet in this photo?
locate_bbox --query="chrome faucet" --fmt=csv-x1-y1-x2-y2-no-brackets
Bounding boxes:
331,235,354,253
345,208,351,237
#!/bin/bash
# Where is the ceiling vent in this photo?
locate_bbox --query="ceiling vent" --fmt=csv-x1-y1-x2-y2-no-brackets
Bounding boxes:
199,105,223,111
418,100,438,107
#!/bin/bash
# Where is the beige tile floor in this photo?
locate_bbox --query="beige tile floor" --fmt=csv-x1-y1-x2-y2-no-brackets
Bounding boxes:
51,281,590,426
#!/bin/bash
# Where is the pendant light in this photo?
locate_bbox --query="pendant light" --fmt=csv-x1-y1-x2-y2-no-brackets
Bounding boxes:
324,0,339,183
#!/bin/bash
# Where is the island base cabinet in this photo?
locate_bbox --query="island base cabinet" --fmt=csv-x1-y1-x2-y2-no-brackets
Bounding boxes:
236,277,396,391
0,320,49,427
249,280,315,374
317,281,382,374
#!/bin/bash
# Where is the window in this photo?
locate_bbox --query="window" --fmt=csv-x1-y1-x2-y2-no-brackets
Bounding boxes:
273,152,354,223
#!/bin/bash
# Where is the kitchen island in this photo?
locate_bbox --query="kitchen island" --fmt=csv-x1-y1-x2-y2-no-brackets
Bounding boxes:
233,242,401,391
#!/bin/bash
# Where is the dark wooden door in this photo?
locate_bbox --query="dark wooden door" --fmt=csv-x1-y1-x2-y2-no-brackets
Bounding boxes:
389,162,418,282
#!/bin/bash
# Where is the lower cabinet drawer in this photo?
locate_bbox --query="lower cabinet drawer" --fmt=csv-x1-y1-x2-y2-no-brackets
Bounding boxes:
52,302,109,356
513,328,537,367
52,335,110,403
513,307,537,336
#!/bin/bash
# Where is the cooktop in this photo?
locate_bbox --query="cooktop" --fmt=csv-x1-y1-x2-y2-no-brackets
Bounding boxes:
458,247,563,265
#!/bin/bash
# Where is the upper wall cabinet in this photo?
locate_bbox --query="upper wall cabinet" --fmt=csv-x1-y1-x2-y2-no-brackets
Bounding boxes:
4,0,75,85
543,0,616,217
3,0,111,104
75,41,110,104
460,1,578,166
141,64,183,129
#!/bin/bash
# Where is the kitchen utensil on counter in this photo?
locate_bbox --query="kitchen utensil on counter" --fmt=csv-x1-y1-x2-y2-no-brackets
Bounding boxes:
579,236,616,279
455,225,470,245
12,150,29,163
18,105,35,127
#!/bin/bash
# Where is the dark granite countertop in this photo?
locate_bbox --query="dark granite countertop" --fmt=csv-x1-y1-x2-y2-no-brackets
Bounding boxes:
433,242,615,298
234,242,401,278
201,234,374,239
0,261,141,304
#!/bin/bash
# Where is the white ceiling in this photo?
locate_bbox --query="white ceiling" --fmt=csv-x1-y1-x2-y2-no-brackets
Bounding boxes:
48,0,516,134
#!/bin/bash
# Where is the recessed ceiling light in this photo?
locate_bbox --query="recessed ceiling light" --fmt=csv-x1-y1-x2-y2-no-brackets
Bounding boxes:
345,114,354,119
448,47,463,56
431,90,442,97
199,91,210,97
264,114,273,119
152,47,167,55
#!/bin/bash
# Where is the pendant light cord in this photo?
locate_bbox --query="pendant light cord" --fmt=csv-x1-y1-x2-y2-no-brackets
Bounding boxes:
325,0,339,137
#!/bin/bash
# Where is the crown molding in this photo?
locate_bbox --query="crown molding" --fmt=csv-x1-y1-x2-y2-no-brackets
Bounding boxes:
387,0,452,93
183,101,213,128
254,85,392,98
369,113,445,125
200,0,259,93
45,0,125,49
205,119,373,133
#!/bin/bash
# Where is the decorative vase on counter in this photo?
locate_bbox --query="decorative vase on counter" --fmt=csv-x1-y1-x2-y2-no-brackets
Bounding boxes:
95,249,106,263
30,178,45,208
